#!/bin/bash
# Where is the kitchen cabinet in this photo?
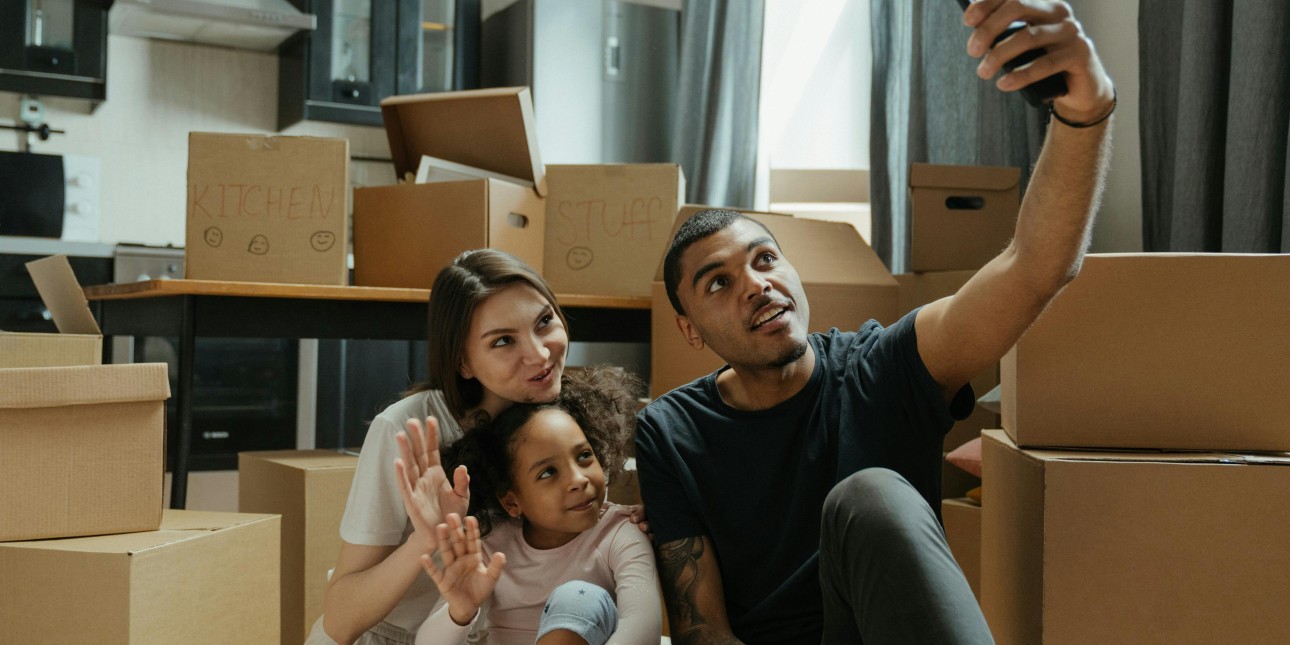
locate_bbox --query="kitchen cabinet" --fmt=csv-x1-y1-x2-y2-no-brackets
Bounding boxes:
0,0,110,104
279,0,479,129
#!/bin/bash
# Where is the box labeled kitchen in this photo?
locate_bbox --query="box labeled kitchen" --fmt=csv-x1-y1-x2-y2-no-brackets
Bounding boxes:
1002,253,1290,451
353,88,546,288
238,450,358,645
0,510,280,644
544,164,685,297
908,164,1019,272
650,205,900,398
185,133,350,285
981,430,1290,645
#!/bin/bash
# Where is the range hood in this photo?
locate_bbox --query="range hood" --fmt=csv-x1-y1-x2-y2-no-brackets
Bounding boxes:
110,0,316,52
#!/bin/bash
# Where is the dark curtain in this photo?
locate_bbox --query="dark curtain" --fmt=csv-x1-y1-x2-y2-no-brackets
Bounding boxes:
673,0,765,208
870,0,1047,272
1140,0,1290,252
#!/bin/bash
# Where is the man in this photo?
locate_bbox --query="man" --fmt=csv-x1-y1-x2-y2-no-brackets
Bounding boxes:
634,1,1114,643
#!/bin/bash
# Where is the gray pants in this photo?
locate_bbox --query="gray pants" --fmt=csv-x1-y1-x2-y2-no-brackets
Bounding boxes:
819,468,994,644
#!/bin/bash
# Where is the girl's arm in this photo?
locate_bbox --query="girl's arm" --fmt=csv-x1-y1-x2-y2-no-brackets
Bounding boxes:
605,520,664,644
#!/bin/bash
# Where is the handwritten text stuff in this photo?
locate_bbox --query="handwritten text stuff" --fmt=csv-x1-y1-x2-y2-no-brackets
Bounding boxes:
551,196,667,270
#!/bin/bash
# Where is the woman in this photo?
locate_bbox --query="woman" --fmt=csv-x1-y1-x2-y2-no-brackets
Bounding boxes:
309,249,603,645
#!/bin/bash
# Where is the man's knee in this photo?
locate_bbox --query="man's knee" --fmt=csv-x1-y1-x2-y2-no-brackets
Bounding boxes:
823,468,931,543
537,581,618,645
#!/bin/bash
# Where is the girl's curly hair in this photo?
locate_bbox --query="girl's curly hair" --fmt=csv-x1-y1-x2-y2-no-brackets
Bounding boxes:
442,365,644,536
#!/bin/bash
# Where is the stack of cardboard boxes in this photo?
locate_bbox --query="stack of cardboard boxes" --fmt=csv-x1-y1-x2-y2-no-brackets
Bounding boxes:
894,163,1024,600
352,87,686,299
983,253,1290,644
0,256,281,643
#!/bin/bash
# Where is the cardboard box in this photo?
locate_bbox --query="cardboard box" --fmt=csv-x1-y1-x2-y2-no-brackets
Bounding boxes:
941,498,981,600
896,270,999,450
981,430,1290,645
0,362,170,541
0,510,280,644
185,133,350,285
607,459,642,507
650,205,900,398
238,450,358,645
908,164,1019,272
354,88,546,288
1002,253,1290,451
544,164,685,297
0,254,104,368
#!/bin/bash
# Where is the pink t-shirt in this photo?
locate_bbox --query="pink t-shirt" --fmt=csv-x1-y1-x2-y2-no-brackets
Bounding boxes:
416,504,661,645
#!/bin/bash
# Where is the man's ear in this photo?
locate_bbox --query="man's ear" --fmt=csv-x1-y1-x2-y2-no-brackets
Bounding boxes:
675,315,705,351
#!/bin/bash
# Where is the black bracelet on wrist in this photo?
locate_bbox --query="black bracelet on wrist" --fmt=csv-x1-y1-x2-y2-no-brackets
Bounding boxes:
1049,88,1117,128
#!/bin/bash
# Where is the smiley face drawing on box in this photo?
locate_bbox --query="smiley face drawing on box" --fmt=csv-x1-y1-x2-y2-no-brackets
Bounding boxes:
566,246,594,270
203,227,224,248
248,234,270,255
310,230,336,252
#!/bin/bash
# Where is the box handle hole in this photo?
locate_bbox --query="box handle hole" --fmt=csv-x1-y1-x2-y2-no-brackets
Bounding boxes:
507,213,529,228
945,196,985,210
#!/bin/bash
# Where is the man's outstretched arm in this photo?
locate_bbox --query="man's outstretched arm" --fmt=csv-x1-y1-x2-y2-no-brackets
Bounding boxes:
917,0,1116,394
655,535,746,645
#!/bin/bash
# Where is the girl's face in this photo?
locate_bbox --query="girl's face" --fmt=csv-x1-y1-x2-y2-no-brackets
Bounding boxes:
499,409,606,550
460,284,568,419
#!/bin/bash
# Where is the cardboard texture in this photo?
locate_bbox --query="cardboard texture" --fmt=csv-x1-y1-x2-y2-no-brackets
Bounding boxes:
238,450,358,645
607,460,642,507
908,164,1019,272
941,498,981,600
380,87,546,195
1,254,103,368
185,133,350,285
895,270,1000,450
543,164,685,297
0,363,170,541
981,430,1290,645
650,205,900,398
1002,253,1290,451
354,88,546,288
0,510,280,644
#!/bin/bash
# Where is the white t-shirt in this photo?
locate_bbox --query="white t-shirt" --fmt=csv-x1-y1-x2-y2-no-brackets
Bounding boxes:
339,389,466,634
417,505,661,645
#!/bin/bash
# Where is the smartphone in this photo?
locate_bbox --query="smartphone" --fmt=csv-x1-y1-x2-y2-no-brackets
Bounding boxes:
955,0,1067,106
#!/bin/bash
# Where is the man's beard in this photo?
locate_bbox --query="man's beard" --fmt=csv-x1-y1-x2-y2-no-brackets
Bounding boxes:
770,340,808,368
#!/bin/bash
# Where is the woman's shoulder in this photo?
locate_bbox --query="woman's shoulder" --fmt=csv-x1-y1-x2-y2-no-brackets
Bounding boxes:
370,388,463,444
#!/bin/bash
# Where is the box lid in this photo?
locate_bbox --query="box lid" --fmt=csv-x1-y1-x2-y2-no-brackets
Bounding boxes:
0,363,171,409
25,254,101,335
239,449,358,471
381,87,547,196
1,510,277,555
653,204,896,289
983,430,1290,467
908,163,1020,191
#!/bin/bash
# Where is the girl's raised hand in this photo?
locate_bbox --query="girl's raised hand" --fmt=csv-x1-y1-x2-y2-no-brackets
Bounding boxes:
420,514,507,626
395,417,471,551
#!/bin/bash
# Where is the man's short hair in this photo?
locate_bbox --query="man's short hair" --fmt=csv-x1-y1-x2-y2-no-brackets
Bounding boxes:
662,209,778,316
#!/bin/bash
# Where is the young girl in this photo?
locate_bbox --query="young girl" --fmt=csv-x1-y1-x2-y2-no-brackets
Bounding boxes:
411,367,661,645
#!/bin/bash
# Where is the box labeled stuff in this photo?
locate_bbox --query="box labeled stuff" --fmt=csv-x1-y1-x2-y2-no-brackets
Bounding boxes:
185,133,350,285
0,254,102,368
908,164,1019,272
1002,253,1290,451
238,450,358,645
0,362,170,541
981,430,1290,645
544,164,685,297
650,205,899,398
0,510,280,644
353,88,546,288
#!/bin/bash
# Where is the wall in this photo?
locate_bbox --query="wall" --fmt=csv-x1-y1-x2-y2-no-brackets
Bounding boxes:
0,35,396,247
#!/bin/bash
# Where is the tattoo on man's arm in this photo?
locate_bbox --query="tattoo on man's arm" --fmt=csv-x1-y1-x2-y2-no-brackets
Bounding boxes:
657,537,744,644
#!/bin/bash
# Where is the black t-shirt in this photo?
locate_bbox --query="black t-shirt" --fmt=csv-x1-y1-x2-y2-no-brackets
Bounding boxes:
635,310,973,644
